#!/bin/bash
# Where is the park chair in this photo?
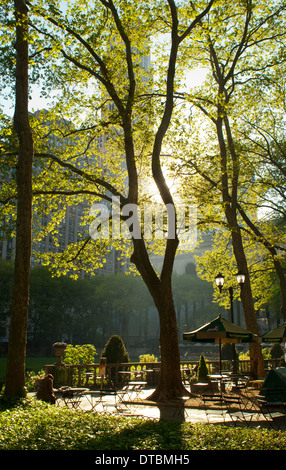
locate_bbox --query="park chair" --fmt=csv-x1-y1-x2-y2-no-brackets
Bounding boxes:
230,376,250,393
255,389,286,429
223,394,259,427
201,394,227,424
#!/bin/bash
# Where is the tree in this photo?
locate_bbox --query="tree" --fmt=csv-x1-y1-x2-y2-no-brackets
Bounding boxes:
18,0,215,400
238,106,286,321
173,0,286,377
5,0,34,397
197,354,209,382
101,334,129,364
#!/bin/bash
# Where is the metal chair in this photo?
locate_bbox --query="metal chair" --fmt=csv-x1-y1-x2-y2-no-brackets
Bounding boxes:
255,390,286,429
201,394,227,424
223,394,258,427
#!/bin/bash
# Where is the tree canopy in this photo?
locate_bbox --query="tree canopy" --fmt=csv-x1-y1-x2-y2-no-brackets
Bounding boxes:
2,0,286,394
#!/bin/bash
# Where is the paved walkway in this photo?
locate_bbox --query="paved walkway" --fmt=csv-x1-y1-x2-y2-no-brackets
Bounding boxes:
68,388,209,423
53,388,284,427
28,387,285,428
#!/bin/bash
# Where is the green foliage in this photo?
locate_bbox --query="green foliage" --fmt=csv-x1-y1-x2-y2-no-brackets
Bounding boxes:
262,348,272,360
239,350,250,360
0,398,286,450
1,262,216,353
64,344,97,365
139,354,158,363
25,370,45,392
101,335,129,364
239,348,272,360
197,354,209,382
59,344,97,386
270,343,284,359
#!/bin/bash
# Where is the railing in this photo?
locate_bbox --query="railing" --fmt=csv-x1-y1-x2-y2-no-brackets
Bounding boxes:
44,358,282,388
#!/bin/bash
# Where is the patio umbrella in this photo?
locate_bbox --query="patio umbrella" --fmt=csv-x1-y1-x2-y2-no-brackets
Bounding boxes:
183,314,260,373
261,321,286,343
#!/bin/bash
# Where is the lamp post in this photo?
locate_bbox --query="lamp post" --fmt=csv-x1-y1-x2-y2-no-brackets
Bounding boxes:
215,271,246,373
215,271,246,322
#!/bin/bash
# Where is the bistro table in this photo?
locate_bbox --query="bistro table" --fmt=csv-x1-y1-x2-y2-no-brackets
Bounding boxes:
56,387,88,409
116,381,147,405
125,381,147,400
83,389,118,412
118,370,147,380
249,379,264,390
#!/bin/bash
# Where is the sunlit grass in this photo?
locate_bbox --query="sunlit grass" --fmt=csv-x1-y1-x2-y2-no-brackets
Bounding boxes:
0,398,285,450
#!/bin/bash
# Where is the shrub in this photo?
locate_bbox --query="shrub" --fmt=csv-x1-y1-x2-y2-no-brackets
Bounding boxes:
270,343,284,359
139,354,158,363
64,344,97,365
239,350,250,360
101,335,129,364
25,370,45,392
63,344,97,386
197,354,209,382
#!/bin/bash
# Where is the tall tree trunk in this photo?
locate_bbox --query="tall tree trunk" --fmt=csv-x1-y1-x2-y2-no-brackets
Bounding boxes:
230,225,265,378
150,283,186,401
5,0,34,397
131,238,188,400
217,114,264,378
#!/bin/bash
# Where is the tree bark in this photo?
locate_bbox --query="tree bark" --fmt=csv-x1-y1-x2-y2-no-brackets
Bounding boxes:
230,225,265,378
151,293,186,401
218,115,264,378
131,238,188,400
5,0,34,397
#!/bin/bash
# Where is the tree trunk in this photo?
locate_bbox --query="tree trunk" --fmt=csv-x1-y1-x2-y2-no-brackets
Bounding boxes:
216,113,264,379
149,285,188,401
131,238,188,400
230,220,265,378
5,0,34,397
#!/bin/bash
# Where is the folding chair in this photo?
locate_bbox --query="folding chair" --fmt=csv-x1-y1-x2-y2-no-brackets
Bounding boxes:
201,394,227,424
255,390,286,430
161,395,190,421
230,376,250,394
223,394,258,427
115,385,133,413
61,389,83,409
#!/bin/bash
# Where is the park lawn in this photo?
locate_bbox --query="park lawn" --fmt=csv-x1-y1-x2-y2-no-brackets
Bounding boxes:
0,398,285,451
0,357,54,381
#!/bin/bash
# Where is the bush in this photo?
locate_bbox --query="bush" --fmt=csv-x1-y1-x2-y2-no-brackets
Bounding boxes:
64,344,97,365
1,398,286,450
270,343,284,359
25,370,45,392
139,354,158,363
101,335,129,364
197,354,209,382
63,344,97,386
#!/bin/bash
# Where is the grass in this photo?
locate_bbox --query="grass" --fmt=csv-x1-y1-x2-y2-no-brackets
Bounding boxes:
0,357,54,381
0,397,286,451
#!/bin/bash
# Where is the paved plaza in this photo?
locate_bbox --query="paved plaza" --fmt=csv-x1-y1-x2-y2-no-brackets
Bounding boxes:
51,387,285,428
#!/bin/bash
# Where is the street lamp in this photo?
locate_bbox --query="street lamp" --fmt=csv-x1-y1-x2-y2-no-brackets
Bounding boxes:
215,271,246,322
215,271,246,298
215,273,225,293
236,270,246,288
215,270,246,372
